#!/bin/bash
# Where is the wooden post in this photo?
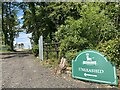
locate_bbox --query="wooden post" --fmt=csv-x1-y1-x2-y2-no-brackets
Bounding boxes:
39,36,43,61
46,44,48,60
55,42,59,59
55,57,66,75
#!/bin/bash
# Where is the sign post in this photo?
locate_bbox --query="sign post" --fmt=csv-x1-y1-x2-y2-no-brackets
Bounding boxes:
39,36,43,61
72,50,118,85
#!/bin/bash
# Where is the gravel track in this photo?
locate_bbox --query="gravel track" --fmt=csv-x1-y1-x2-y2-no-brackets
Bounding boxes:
1,52,116,88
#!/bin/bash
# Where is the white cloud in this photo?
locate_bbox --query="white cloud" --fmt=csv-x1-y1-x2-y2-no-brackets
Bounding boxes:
18,16,23,19
14,24,23,29
20,24,23,27
27,33,32,38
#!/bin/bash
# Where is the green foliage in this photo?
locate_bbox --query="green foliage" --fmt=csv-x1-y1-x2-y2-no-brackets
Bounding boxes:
0,45,11,51
5,45,11,51
54,3,119,66
22,2,82,45
56,4,115,50
96,38,120,67
2,2,19,51
20,2,120,66
32,44,39,57
46,58,59,68
65,49,78,67
41,58,59,68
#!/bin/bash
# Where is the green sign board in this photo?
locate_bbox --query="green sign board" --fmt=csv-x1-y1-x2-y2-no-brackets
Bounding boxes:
72,50,118,85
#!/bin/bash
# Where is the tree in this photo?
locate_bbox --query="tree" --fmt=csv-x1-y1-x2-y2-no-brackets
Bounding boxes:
20,2,120,66
21,2,83,56
22,2,40,45
55,3,119,61
22,2,82,43
2,2,19,51
0,2,2,46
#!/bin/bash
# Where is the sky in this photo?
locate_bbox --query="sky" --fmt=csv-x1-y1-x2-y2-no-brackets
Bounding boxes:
14,8,32,49
14,32,32,49
16,0,23,2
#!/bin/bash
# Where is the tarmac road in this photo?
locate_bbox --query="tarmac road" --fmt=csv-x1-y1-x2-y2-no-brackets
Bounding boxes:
1,52,115,88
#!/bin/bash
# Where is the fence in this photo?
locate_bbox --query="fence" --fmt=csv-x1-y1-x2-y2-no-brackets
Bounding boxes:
44,42,59,60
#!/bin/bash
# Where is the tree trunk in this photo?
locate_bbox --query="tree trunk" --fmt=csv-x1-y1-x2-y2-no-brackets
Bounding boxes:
10,35,14,51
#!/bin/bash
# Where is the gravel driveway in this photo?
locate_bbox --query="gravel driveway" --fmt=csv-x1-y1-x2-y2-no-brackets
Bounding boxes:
1,52,117,88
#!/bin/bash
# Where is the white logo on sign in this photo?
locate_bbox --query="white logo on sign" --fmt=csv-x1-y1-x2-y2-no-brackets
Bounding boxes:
83,53,96,65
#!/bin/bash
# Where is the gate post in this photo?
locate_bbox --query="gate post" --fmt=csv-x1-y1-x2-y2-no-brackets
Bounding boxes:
39,35,43,61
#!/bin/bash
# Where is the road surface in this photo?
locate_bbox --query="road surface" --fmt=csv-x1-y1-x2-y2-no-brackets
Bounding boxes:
1,52,115,88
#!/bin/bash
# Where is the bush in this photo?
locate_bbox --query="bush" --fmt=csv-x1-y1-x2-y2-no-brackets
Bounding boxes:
96,38,120,67
32,44,39,57
0,45,11,51
41,58,59,68
64,49,78,67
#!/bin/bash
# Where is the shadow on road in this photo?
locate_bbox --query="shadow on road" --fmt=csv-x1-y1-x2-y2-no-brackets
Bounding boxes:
1,51,32,59
2,55,16,59
2,54,29,59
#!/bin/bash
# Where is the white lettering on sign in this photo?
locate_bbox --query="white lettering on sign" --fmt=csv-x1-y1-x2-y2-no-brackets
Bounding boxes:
78,67,104,74
83,61,96,65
